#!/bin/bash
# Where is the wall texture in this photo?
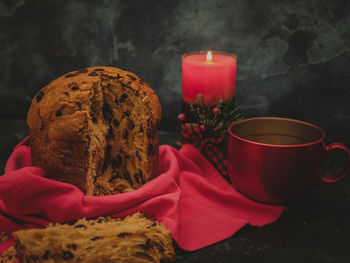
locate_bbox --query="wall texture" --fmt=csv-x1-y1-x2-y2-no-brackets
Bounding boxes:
0,0,349,143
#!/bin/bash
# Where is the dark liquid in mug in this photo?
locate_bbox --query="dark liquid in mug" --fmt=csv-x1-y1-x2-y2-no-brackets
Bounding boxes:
231,118,323,146
244,134,309,145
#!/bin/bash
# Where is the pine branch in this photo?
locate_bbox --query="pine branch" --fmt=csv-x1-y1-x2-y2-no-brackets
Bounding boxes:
187,94,243,137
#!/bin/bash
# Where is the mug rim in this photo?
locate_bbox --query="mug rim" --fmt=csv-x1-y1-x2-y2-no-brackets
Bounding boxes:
228,117,326,148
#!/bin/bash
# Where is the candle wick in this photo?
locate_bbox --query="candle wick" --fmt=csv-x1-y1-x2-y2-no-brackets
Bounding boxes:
206,51,212,62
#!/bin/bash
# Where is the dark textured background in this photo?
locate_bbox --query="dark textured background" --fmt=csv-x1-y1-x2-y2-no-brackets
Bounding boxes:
1,1,350,262
0,0,349,144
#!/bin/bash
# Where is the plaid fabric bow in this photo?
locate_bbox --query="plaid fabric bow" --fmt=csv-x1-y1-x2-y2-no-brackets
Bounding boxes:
180,123,229,181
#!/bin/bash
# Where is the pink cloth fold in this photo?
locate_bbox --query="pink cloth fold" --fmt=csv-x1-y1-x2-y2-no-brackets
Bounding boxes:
0,137,284,253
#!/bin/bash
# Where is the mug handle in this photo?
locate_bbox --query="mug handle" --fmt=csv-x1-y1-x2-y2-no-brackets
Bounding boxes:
321,143,350,183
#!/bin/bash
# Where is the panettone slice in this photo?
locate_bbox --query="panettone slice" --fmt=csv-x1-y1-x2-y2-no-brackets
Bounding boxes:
12,213,175,263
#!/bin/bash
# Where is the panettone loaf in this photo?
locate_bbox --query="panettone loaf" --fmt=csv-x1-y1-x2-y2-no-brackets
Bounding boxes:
27,67,161,195
12,213,175,263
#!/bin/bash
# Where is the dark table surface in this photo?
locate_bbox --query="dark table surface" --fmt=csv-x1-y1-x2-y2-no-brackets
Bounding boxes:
1,118,350,263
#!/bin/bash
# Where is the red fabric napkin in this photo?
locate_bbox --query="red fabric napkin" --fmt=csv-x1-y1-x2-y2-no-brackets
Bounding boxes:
0,137,284,254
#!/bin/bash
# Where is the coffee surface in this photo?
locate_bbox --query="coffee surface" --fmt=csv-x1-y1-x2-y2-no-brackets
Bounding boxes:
244,134,310,145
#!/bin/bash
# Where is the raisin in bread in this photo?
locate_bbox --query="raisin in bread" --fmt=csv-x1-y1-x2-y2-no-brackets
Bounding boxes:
12,213,175,263
27,67,161,195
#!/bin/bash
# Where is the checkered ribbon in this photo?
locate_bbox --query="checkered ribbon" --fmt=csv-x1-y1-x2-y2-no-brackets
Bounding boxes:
180,123,229,181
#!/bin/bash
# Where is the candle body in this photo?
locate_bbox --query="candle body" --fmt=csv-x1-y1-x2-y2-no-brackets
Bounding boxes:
182,52,236,105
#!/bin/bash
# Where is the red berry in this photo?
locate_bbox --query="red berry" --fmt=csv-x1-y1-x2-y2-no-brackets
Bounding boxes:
212,107,219,114
200,125,205,132
178,113,186,121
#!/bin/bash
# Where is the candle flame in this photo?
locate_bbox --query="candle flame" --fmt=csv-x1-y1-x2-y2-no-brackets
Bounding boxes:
206,51,212,62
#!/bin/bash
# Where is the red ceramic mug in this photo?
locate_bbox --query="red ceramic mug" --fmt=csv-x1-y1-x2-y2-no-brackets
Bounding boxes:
227,117,350,204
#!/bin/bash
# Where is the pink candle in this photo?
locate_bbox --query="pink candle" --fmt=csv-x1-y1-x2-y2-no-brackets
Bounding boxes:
182,51,237,105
